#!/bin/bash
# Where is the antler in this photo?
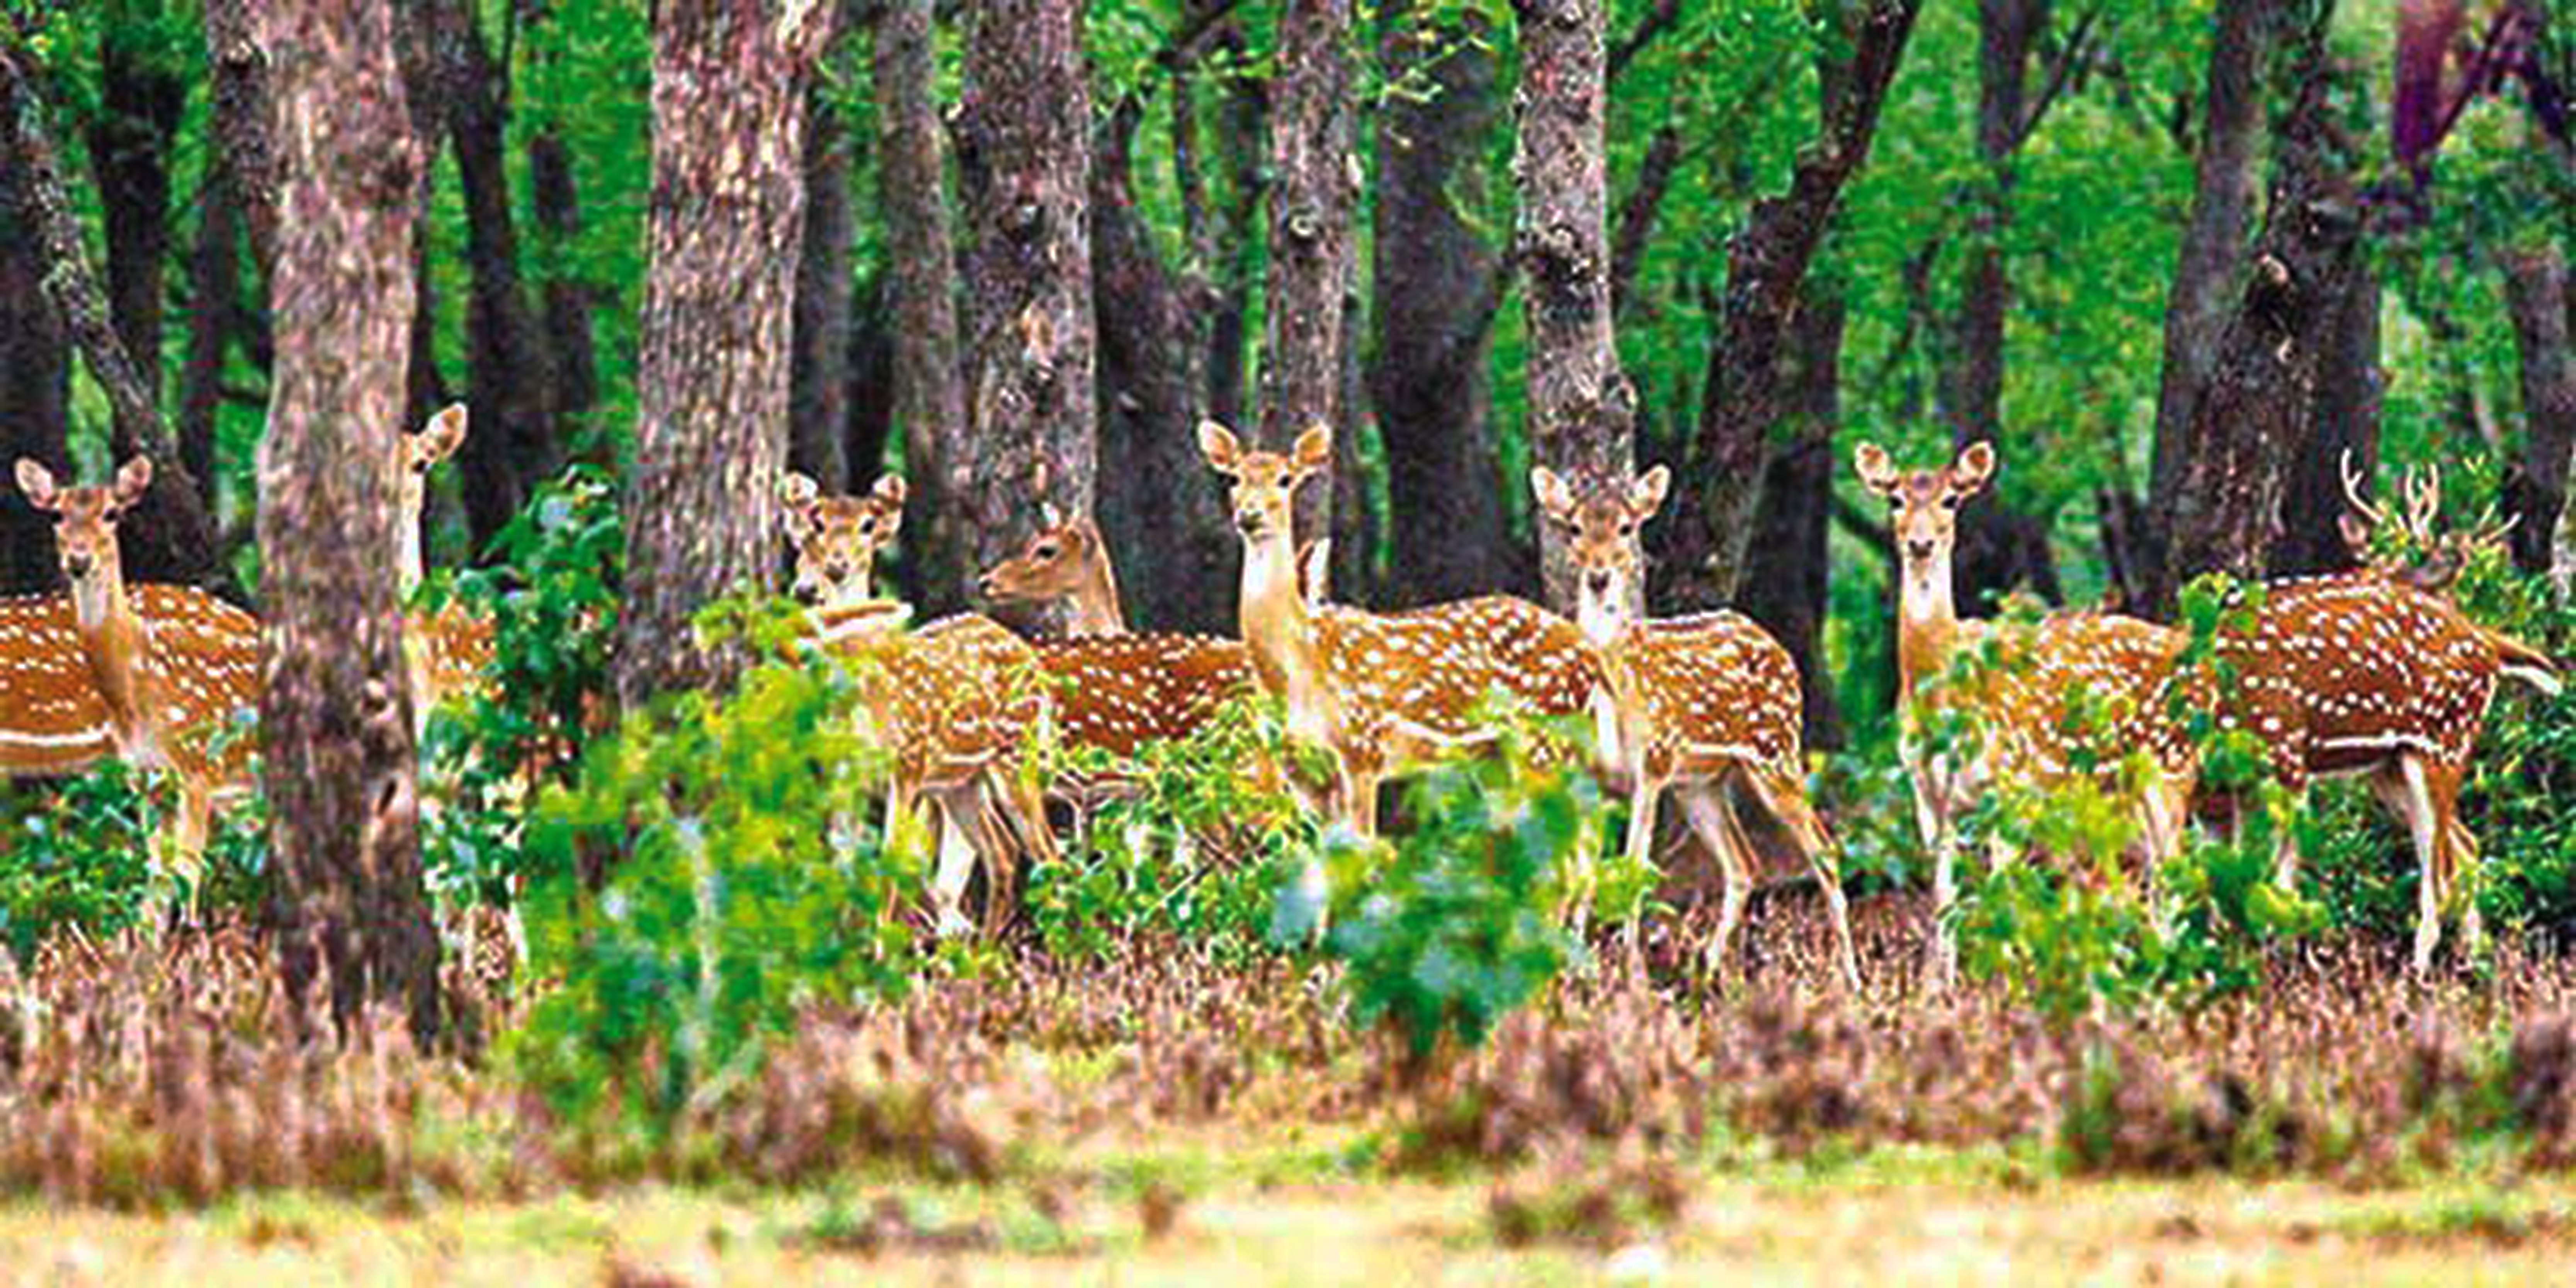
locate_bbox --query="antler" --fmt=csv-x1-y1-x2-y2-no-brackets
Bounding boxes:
2339,450,2387,533
2401,463,2444,549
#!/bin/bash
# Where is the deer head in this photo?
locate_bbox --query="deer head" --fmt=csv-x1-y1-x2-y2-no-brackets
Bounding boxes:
977,502,1107,610
1197,420,1332,546
1530,463,1670,645
15,456,153,623
2337,451,2515,593
1854,441,1995,614
783,473,907,608
395,404,468,592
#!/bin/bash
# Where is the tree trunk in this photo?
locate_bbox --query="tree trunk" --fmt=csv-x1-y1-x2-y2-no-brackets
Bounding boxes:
435,0,560,548
1515,0,1636,614
874,0,974,616
1738,286,1848,750
842,275,896,484
1258,0,1357,544
90,3,185,406
529,126,599,422
1685,0,1922,608
2502,245,2576,575
2144,0,2280,587
205,0,280,279
2158,18,2364,602
178,172,242,513
0,48,223,590
790,76,854,494
0,179,69,597
1205,25,1264,431
1374,3,1524,606
615,0,836,709
257,0,440,1044
2270,269,2379,576
956,0,1097,627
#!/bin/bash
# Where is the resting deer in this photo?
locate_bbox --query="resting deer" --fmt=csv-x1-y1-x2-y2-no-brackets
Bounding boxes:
784,478,1054,936
13,457,261,907
2213,456,2559,972
1854,442,2197,989
1198,420,1600,837
1533,464,1859,989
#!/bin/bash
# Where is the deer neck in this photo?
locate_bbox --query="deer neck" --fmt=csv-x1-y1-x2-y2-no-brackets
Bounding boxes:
70,575,152,739
397,509,425,599
1238,528,1321,706
1068,546,1128,635
1894,549,1961,701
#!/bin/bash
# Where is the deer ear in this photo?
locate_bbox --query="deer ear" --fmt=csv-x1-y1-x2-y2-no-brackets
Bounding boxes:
14,459,59,510
1952,441,1998,493
2339,512,2374,558
1197,420,1243,474
782,471,820,507
872,474,908,509
113,456,154,506
423,404,468,461
1628,464,1671,519
1852,443,1899,496
1530,467,1576,524
1292,424,1334,474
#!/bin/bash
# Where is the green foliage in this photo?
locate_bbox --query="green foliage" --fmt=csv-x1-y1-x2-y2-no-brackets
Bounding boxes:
1320,722,1603,1060
506,600,921,1135
0,765,268,966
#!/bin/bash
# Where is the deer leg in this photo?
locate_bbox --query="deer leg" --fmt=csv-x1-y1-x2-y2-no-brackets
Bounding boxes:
165,781,212,927
2396,755,2447,975
1748,764,1860,994
1677,782,1753,990
920,786,980,939
1907,762,1959,993
1614,779,1663,966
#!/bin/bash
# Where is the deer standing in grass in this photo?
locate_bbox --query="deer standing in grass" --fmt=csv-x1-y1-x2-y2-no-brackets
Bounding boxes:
1198,421,1600,837
783,477,1054,936
13,457,261,909
1854,442,2198,989
1532,464,1859,989
2214,456,2559,972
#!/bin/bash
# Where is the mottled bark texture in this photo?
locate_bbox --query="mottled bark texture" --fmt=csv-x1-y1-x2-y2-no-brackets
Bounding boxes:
529,129,599,422
433,0,561,548
205,0,280,278
1374,4,1526,606
2158,24,2365,604
1738,288,1848,750
874,0,973,617
616,0,835,709
1514,0,1635,614
90,3,185,405
1258,0,1357,544
2145,0,2280,586
955,0,1098,628
1204,27,1264,431
2269,270,2379,577
1687,0,1921,607
0,177,69,597
179,165,242,511
256,0,440,1044
790,75,854,494
2502,246,2576,575
0,48,223,589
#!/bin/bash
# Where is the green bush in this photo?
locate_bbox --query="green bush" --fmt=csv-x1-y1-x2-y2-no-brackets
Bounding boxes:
0,762,268,964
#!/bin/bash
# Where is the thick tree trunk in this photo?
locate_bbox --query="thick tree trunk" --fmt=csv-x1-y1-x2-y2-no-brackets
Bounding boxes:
1258,0,1357,544
0,49,223,590
257,0,440,1044
435,0,560,548
956,0,1097,627
615,0,835,709
205,0,280,279
178,174,241,512
2502,246,2576,574
1515,0,1637,614
2270,270,2379,576
1205,28,1264,431
1373,3,1524,606
842,276,896,485
790,77,854,494
0,180,69,597
1685,0,1921,608
2158,22,2364,602
2144,0,2280,586
874,0,974,616
1739,287,1849,750
529,126,599,422
90,6,185,405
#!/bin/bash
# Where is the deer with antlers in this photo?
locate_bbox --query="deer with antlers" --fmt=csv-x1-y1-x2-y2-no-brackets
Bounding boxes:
1533,463,1860,988
1199,421,1601,837
2210,455,2559,972
1854,442,2199,988
782,476,1054,936
13,457,262,906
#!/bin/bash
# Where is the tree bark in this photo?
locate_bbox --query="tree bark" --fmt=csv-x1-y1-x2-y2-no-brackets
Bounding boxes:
2270,269,2379,577
529,131,599,423
1515,0,1637,615
0,178,69,597
615,0,836,709
874,0,974,616
257,0,440,1044
178,170,242,513
1258,0,1357,544
956,0,1097,628
90,3,186,405
842,274,896,485
1686,0,1922,608
1738,286,1849,750
1373,3,1525,606
0,48,223,590
2501,245,2576,575
2144,0,2280,585
789,76,854,494
1205,25,1264,431
205,0,280,279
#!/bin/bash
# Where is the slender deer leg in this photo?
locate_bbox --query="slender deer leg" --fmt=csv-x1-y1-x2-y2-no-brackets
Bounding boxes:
2450,817,2486,958
1908,758,1959,992
1677,783,1753,989
1616,779,1662,965
2396,755,2447,974
1748,764,1860,993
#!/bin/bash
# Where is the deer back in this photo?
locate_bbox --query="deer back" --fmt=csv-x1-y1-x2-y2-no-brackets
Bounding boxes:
1031,633,1255,759
835,614,1046,790
1607,611,1803,783
2220,572,2499,779
0,595,115,776
1313,595,1600,755
1939,611,2196,788
129,585,262,789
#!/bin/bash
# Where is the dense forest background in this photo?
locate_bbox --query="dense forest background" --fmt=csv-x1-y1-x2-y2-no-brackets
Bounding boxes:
3,0,2571,756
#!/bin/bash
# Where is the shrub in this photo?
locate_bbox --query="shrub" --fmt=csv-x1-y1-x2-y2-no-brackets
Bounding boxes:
0,763,268,965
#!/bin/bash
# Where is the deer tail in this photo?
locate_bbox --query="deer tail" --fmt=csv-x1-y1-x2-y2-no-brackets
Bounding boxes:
2481,626,2562,697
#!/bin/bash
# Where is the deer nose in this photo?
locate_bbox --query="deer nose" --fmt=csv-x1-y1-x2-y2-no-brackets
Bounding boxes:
1906,539,1934,561
62,552,92,580
1234,509,1267,537
792,582,822,607
1584,569,1613,597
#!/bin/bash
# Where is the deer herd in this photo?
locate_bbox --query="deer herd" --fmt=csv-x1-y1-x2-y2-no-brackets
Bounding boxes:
1,411,2563,988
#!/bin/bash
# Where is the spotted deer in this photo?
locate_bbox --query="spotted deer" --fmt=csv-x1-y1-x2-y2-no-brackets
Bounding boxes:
782,471,906,606
1853,442,2198,988
1199,420,1601,837
392,405,495,738
785,488,1054,937
2210,456,2559,972
13,457,262,905
1532,464,1859,988
0,595,115,779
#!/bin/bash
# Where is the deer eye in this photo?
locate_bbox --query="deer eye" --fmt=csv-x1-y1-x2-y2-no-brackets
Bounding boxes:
1615,520,1636,538
1034,542,1059,559
859,519,876,536
1940,495,1962,511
